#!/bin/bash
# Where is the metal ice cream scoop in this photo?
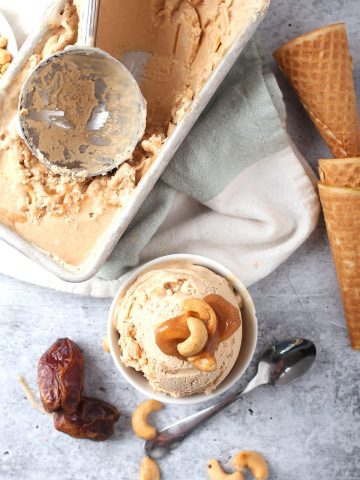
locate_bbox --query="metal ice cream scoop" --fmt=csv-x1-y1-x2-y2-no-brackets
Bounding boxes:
18,0,146,178
145,338,316,459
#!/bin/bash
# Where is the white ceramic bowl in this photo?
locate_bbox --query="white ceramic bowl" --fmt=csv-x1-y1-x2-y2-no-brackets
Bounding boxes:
108,254,257,405
0,12,18,59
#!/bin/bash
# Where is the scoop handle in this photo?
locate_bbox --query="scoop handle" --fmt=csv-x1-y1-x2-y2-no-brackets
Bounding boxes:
144,373,267,459
77,0,100,47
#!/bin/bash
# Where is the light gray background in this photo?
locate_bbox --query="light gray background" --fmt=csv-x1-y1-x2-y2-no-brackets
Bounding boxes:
1,1,360,479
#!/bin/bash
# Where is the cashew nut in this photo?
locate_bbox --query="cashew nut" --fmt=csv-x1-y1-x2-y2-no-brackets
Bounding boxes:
232,451,268,480
1,62,10,74
207,460,244,480
0,48,11,65
131,399,164,440
189,351,217,372
182,298,218,336
102,336,110,353
0,36,7,49
140,456,160,480
177,316,208,357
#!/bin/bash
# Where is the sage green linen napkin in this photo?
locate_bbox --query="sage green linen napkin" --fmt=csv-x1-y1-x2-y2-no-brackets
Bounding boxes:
99,39,298,280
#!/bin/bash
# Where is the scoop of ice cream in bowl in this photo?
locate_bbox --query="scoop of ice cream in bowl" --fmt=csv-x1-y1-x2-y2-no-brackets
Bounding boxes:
108,254,257,404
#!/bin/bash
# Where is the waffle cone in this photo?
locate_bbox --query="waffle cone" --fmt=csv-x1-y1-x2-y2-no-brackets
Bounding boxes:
319,158,360,187
318,182,360,348
274,24,360,158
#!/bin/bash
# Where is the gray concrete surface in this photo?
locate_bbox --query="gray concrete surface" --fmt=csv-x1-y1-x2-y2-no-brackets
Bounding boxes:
1,1,360,479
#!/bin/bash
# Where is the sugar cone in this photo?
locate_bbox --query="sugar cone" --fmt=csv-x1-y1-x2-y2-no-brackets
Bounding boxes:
318,182,360,349
319,158,360,187
274,24,360,158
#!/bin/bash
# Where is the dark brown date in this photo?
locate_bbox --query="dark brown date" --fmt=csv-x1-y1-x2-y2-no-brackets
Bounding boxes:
53,397,119,441
38,338,84,413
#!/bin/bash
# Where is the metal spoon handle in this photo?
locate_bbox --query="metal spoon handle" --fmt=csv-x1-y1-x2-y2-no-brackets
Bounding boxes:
78,0,100,47
145,374,265,457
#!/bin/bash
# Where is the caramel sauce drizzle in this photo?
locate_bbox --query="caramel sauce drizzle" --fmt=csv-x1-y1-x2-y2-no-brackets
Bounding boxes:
155,313,190,358
155,294,241,371
204,294,241,342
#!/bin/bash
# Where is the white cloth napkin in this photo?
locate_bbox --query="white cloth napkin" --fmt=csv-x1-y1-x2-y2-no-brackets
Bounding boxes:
0,1,320,297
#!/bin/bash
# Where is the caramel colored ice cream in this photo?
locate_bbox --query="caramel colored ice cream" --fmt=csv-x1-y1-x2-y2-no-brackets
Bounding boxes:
0,0,267,267
114,263,242,397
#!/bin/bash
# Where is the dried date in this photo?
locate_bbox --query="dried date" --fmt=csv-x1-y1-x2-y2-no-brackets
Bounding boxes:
38,338,84,413
53,397,119,441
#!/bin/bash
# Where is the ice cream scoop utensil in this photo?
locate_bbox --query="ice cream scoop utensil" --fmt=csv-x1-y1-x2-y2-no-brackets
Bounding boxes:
78,0,100,47
144,338,316,459
18,0,146,178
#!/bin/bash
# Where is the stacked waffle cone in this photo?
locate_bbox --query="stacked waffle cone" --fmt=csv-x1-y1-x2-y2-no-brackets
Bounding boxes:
274,23,360,349
274,23,360,158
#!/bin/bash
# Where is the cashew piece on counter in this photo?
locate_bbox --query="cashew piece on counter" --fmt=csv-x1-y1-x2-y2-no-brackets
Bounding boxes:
177,316,208,357
140,456,160,480
232,451,269,480
131,399,164,440
208,460,244,480
102,336,110,353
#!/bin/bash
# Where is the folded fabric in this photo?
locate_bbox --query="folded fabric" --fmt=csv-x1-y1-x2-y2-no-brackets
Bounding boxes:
0,39,320,297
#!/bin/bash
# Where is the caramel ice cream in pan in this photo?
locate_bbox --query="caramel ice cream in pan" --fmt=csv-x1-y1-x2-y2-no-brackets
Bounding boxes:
0,0,267,271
